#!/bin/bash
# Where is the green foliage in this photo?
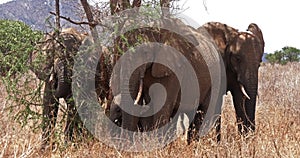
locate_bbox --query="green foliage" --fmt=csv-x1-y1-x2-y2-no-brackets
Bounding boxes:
0,19,42,76
266,46,300,65
0,19,43,129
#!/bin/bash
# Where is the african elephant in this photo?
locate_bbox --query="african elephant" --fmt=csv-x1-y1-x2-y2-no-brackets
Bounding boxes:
108,18,223,144
30,28,86,148
202,22,265,136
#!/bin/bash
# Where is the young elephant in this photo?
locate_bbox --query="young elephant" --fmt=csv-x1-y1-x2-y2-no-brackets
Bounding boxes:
202,22,265,137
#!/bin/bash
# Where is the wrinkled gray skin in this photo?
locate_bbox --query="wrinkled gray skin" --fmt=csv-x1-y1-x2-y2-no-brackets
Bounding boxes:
110,63,183,132
30,28,85,149
108,19,220,144
202,22,264,138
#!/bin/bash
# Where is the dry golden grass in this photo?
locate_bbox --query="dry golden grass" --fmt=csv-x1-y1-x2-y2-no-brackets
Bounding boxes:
0,63,299,157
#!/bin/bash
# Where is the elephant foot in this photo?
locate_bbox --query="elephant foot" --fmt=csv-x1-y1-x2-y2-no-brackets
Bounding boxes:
215,117,221,142
216,133,221,143
238,126,255,141
238,122,255,136
187,129,200,145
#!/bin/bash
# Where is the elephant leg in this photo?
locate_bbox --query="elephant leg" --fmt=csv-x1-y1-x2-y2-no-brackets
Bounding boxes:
187,88,214,144
138,86,152,131
187,114,197,144
151,104,173,130
64,96,82,142
216,116,221,142
41,80,59,149
95,54,111,106
150,81,179,131
188,108,218,144
187,107,204,144
64,97,74,142
121,112,140,140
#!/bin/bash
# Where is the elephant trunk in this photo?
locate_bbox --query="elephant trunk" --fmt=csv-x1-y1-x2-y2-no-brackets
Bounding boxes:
134,78,143,105
54,59,72,98
120,89,140,132
242,76,258,132
119,58,140,132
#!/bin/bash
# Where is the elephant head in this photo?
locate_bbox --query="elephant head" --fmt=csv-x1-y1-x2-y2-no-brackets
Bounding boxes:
109,28,181,132
202,22,265,133
108,26,184,131
30,28,86,97
53,28,86,98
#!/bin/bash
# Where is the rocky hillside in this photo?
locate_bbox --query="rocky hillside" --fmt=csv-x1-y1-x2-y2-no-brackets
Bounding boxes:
262,53,268,62
0,0,83,31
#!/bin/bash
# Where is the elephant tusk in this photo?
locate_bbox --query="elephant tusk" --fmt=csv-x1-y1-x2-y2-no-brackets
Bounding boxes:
134,78,143,105
113,94,121,105
240,84,250,100
49,73,54,82
48,67,54,81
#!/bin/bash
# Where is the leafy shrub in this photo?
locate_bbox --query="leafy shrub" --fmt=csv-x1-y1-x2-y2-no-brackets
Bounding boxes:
266,46,300,65
0,19,43,129
0,19,42,76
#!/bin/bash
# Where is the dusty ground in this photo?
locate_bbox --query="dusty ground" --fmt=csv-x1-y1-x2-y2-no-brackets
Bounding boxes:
0,63,299,157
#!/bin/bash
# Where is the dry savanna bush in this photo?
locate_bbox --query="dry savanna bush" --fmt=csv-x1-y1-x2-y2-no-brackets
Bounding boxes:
0,63,299,157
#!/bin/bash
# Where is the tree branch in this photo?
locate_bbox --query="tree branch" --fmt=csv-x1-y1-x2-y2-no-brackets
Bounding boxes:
55,0,61,30
80,0,99,41
50,11,97,26
132,0,141,8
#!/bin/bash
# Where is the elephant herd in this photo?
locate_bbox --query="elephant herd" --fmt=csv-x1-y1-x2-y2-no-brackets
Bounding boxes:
30,18,264,149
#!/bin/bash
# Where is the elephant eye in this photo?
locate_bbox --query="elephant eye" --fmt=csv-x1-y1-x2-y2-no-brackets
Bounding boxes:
234,56,241,63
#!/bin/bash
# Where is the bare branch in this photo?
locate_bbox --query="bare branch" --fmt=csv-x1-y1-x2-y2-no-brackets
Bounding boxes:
49,11,97,26
55,0,61,30
160,0,171,16
80,0,99,41
49,11,112,32
110,0,131,15
110,0,118,15
132,0,141,8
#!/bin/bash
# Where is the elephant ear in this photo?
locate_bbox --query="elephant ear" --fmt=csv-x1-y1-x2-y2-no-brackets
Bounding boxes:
151,50,174,78
151,42,185,78
247,23,265,54
202,22,239,59
151,63,173,78
202,22,227,55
